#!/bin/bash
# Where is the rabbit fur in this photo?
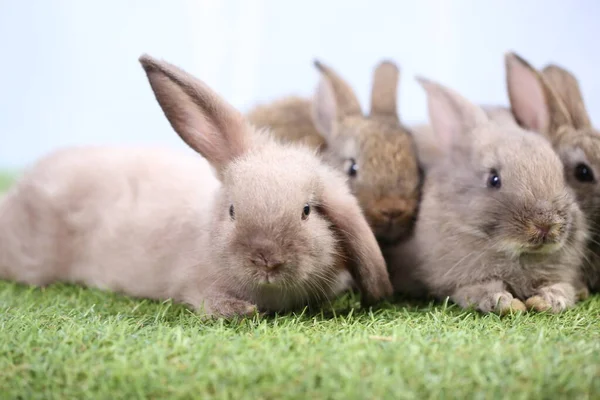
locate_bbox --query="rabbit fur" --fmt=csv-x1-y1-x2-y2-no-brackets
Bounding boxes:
0,55,393,318
504,52,600,293
248,60,422,246
386,76,588,314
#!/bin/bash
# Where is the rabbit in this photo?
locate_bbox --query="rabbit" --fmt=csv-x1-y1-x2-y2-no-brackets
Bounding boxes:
0,54,393,318
503,52,600,293
385,76,588,314
247,60,422,246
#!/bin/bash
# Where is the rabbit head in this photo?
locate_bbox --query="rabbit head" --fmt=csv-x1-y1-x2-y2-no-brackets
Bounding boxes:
420,77,580,259
139,55,392,307
310,60,422,245
505,52,600,289
404,76,588,313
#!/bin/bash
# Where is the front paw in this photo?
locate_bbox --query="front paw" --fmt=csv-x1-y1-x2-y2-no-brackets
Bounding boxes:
478,292,526,315
525,284,576,313
201,297,259,319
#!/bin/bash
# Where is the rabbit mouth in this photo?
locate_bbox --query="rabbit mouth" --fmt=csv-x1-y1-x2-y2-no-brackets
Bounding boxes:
523,242,564,254
373,219,415,245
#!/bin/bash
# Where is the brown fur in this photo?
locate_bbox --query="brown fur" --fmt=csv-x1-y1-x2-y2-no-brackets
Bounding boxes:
247,60,422,246
0,55,392,318
503,52,600,292
387,77,588,314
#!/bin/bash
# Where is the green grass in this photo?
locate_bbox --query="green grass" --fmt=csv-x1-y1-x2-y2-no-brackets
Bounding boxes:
1,178,599,399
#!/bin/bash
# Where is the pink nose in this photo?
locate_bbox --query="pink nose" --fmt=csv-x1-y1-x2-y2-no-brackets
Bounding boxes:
251,252,284,270
534,223,553,241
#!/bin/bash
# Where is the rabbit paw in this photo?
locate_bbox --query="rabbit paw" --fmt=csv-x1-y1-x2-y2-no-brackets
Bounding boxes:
525,284,575,313
480,292,526,315
200,296,259,318
218,298,259,318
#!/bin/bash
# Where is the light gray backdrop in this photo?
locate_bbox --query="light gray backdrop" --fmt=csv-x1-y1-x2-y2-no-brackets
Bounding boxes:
1,0,597,168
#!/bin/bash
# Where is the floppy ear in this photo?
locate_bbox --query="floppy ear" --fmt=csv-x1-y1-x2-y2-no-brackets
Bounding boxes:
139,54,250,176
542,64,591,130
505,52,571,137
319,176,393,305
416,76,488,152
370,60,400,121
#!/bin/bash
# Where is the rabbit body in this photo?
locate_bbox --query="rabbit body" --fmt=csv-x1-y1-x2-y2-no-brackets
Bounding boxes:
388,78,588,314
0,55,393,317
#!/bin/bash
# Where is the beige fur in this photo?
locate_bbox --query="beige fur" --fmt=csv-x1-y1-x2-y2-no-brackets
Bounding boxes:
504,52,600,293
386,77,588,314
247,60,422,246
0,55,392,318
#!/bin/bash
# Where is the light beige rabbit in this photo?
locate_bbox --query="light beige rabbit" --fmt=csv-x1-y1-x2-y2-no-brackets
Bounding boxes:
504,52,600,293
0,55,392,318
386,77,588,314
248,60,422,245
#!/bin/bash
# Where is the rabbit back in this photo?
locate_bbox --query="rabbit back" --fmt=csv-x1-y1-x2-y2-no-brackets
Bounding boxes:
0,146,219,302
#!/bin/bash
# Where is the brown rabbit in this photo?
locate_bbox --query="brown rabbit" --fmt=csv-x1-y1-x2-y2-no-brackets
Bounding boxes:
248,60,422,245
0,55,392,318
386,76,588,314
504,52,600,292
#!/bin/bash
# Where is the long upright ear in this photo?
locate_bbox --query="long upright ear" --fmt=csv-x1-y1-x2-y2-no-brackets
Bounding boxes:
139,54,250,174
311,77,339,139
311,61,362,138
416,77,488,151
542,64,592,130
320,177,393,305
505,52,571,136
369,60,400,121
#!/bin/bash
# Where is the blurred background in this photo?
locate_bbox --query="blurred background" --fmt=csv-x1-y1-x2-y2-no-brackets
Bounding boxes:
0,0,598,169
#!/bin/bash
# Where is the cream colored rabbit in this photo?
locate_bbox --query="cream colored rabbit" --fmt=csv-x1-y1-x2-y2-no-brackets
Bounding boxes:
0,55,392,318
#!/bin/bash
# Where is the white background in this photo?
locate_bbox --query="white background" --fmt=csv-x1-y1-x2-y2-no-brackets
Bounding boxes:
1,0,598,168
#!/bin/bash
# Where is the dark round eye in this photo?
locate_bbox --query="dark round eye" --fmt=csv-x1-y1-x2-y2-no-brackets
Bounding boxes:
574,163,595,183
302,203,311,220
229,204,235,219
487,169,501,189
346,158,358,178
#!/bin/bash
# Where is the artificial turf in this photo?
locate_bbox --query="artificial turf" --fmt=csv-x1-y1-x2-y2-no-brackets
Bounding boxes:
0,177,598,399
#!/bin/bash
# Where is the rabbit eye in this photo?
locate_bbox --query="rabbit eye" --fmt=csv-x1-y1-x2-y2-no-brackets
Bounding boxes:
574,163,595,183
345,158,358,178
229,204,235,220
487,169,501,189
302,203,311,220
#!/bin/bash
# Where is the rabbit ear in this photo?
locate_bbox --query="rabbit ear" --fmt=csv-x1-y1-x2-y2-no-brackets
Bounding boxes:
369,60,400,121
313,60,362,117
505,52,571,136
542,64,592,130
139,54,250,175
311,77,339,139
416,76,488,151
319,177,393,305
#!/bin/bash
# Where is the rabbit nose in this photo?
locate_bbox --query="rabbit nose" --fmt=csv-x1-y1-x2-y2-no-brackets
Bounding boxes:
380,207,407,221
534,223,552,240
251,252,283,270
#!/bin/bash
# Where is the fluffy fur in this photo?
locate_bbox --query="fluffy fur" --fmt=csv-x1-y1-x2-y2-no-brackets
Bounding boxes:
247,60,422,245
0,55,392,318
386,77,588,314
503,52,600,293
